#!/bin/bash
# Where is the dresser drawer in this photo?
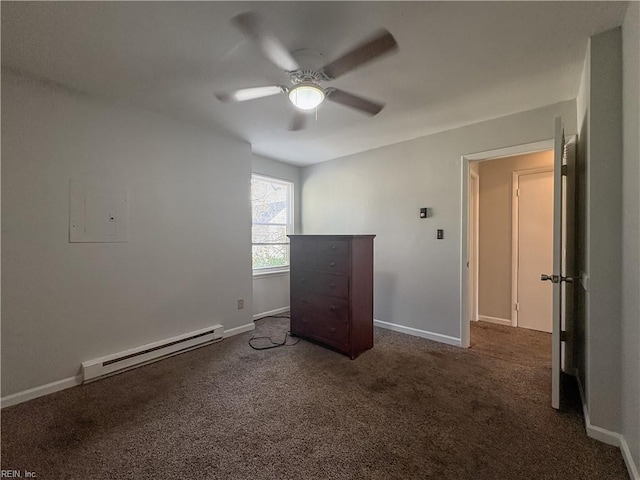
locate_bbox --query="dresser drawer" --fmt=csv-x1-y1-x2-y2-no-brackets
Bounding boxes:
291,294,314,312
290,254,316,271
291,239,317,266
292,293,349,320
313,316,350,350
314,273,349,299
317,239,349,257
312,295,349,321
291,291,349,314
290,271,315,292
290,309,316,337
315,255,350,275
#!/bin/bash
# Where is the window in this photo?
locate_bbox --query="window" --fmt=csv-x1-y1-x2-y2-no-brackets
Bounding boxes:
251,174,294,272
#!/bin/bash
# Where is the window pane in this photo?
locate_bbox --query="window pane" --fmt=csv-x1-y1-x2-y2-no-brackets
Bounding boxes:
252,224,288,244
252,244,289,269
251,174,293,271
252,177,290,224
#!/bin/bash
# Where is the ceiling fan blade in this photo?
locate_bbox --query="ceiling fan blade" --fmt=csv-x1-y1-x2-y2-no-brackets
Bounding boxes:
232,12,300,72
321,29,398,80
289,111,307,131
326,89,385,116
215,85,285,103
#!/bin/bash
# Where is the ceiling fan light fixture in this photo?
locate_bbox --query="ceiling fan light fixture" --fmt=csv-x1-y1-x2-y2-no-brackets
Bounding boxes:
288,83,325,110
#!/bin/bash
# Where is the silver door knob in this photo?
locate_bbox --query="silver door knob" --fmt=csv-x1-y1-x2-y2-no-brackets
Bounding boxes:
541,274,560,283
541,274,575,284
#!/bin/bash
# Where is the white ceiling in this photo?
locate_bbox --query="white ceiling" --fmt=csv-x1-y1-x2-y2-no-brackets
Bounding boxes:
1,1,628,166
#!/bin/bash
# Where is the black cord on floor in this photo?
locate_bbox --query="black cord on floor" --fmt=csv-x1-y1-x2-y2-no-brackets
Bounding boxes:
249,314,299,350
249,332,300,350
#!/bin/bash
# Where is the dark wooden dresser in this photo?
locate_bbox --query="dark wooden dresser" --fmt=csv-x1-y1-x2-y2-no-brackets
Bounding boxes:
288,234,375,359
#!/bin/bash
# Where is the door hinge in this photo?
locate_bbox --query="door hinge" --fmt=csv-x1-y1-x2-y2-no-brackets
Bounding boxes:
561,165,568,176
514,302,519,312
515,188,520,197
560,330,568,342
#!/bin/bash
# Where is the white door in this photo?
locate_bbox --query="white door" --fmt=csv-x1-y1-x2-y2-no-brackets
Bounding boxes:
541,116,575,410
516,170,554,332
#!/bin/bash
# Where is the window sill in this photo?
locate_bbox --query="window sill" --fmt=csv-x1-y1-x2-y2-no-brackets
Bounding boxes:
252,269,290,279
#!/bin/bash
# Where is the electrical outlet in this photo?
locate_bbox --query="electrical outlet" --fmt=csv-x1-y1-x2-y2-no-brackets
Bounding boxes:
237,298,244,310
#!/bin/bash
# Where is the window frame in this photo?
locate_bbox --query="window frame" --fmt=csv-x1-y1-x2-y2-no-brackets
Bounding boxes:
251,173,294,275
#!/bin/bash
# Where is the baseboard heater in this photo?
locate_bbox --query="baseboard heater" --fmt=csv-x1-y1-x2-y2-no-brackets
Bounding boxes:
81,324,224,383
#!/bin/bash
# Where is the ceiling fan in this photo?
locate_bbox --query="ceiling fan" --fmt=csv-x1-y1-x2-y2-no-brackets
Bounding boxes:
215,12,399,131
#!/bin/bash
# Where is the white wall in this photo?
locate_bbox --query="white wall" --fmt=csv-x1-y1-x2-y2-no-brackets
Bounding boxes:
586,27,623,436
575,23,640,477
622,1,640,472
301,100,577,341
1,69,254,397
251,155,300,318
575,36,590,403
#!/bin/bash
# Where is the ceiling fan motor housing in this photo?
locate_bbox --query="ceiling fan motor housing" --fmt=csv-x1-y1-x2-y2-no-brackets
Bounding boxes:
289,69,325,85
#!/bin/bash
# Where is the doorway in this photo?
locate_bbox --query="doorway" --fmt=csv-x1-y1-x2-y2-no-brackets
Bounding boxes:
468,150,554,337
460,139,555,348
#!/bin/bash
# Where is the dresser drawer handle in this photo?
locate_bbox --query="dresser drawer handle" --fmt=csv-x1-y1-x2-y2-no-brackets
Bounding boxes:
328,261,336,267
330,327,337,333
329,305,336,312
330,244,336,250
302,299,309,304
301,278,308,284
330,283,336,289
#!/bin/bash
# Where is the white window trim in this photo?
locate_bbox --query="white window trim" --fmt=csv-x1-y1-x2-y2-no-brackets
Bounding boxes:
252,269,290,278
251,173,294,274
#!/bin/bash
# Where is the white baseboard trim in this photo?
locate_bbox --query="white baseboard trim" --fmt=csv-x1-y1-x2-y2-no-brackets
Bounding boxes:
1,375,82,409
586,418,623,446
478,315,512,327
621,436,640,480
253,306,290,321
223,322,255,338
373,319,461,347
586,418,639,480
2,324,256,409
576,374,639,479
576,375,620,446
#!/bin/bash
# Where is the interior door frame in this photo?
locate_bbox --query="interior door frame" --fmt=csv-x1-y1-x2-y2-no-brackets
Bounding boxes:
469,170,480,323
460,139,554,348
511,166,554,328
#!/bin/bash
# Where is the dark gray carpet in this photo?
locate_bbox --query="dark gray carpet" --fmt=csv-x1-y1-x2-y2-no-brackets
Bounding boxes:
1,318,628,479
